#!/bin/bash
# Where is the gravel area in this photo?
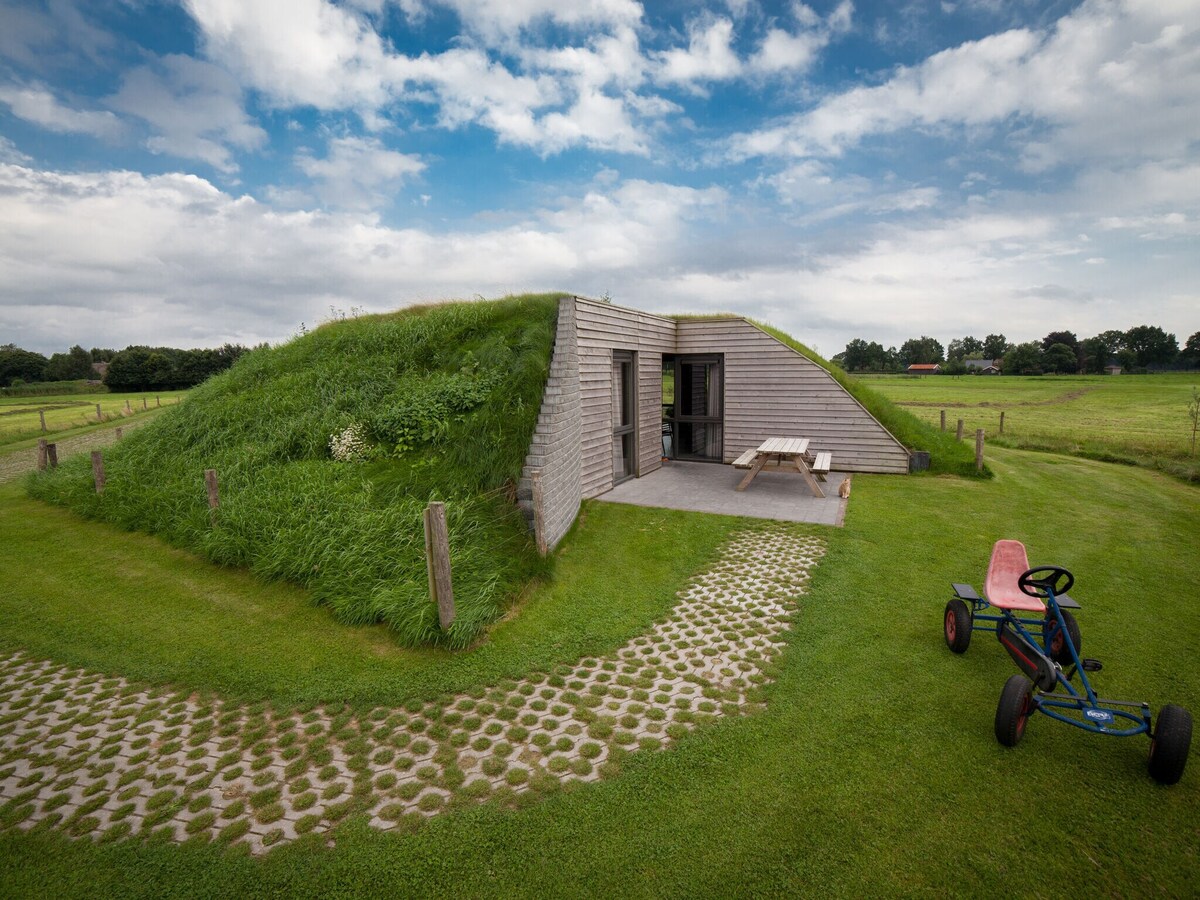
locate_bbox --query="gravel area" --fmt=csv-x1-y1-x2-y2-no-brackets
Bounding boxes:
0,527,824,853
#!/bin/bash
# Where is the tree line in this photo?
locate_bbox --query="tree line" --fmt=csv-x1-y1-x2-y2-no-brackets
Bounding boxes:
833,326,1200,375
0,343,257,391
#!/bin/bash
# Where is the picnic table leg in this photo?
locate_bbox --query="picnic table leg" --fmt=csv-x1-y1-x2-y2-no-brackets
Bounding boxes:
792,457,826,498
736,454,768,491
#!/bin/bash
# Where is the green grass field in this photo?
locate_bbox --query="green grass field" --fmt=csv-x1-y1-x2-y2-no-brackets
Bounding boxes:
1,444,1196,896
0,391,188,450
861,373,1200,481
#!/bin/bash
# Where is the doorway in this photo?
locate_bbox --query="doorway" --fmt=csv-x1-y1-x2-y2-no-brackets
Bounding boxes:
663,354,723,462
612,350,636,484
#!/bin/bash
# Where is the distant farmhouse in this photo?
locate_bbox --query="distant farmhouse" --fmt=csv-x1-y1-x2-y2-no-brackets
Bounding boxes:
964,359,1002,375
906,363,941,375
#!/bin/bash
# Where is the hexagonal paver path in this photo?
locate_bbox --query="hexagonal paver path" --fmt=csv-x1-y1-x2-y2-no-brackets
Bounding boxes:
0,527,824,852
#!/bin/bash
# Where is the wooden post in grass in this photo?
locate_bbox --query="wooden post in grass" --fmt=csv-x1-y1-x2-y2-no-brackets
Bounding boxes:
39,409,46,432
36,439,48,471
999,411,1005,434
956,419,964,441
156,396,161,407
115,426,123,440
204,469,219,518
91,451,105,493
95,403,103,421
125,399,132,414
940,410,946,432
975,429,985,472
142,397,148,411
531,470,548,556
423,501,456,630
46,443,57,468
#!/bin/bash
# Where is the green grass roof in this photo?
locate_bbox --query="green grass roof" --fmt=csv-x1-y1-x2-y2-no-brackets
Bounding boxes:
28,295,564,648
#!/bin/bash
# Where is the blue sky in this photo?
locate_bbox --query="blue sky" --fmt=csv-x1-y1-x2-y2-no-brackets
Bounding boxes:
0,0,1197,356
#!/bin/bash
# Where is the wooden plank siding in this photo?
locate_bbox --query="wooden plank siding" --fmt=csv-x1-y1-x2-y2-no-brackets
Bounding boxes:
576,298,675,500
675,319,910,473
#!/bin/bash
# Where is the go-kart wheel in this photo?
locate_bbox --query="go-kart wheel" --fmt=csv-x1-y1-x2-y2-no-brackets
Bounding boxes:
944,599,972,654
1018,565,1074,599
1044,609,1082,666
1148,704,1193,785
995,674,1035,747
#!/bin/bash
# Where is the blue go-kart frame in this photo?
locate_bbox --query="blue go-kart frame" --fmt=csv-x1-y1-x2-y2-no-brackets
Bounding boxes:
943,540,1191,785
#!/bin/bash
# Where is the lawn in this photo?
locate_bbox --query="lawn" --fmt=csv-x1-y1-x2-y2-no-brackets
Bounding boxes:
1,444,1196,896
860,372,1200,481
0,390,188,451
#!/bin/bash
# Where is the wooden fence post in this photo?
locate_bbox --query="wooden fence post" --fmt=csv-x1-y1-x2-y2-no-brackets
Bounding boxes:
37,439,48,471
423,501,456,630
142,397,148,410
95,403,103,421
115,427,123,440
956,419,964,441
204,469,219,512
531,470,548,556
975,429,985,472
91,451,105,493
156,396,161,407
940,410,946,432
125,399,132,414
39,410,47,432
999,411,1005,434
47,444,57,468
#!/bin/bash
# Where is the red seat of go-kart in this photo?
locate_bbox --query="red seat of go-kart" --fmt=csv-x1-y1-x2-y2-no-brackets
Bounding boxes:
984,540,1045,612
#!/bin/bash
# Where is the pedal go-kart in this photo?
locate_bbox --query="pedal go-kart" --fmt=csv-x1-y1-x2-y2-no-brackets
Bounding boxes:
943,540,1192,785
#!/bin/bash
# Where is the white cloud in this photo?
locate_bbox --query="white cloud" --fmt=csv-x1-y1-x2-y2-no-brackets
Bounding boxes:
748,1,853,75
106,55,266,172
0,136,32,165
0,163,727,352
655,17,742,86
435,0,643,43
0,81,123,139
296,136,425,209
728,0,1200,166
183,0,393,110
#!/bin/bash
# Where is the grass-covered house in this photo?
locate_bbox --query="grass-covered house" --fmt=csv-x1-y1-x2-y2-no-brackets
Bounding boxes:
518,296,911,548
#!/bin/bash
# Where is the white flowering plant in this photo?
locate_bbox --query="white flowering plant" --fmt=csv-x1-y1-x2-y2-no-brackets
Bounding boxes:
329,422,373,462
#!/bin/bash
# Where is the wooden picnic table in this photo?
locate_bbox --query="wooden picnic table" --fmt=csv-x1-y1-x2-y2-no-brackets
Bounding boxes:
734,437,826,498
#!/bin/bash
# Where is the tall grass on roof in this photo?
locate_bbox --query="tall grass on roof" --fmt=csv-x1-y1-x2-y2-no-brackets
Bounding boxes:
27,294,563,648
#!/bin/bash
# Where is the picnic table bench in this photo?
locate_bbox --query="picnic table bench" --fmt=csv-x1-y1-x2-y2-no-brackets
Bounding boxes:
733,438,829,498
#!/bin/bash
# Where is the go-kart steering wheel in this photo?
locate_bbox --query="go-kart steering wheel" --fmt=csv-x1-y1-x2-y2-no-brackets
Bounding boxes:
1018,566,1074,599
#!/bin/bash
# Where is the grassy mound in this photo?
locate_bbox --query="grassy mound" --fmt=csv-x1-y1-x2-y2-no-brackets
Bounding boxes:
751,321,986,477
27,295,563,648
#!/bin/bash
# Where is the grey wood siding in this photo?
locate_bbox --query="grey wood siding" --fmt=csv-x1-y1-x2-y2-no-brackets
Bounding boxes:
576,298,675,500
675,319,910,474
517,298,581,549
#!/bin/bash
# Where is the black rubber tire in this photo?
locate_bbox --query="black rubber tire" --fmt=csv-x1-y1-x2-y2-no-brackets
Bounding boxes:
995,674,1035,747
944,599,972,654
1045,609,1082,665
1148,704,1193,785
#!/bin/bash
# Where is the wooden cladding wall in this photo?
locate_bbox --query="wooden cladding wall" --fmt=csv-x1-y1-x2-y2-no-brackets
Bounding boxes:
675,319,910,474
575,298,675,500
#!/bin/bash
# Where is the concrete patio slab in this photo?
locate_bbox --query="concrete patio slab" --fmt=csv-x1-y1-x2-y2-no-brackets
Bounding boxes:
597,460,850,526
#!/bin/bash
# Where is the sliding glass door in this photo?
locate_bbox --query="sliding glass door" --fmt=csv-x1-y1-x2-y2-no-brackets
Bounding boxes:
663,354,723,462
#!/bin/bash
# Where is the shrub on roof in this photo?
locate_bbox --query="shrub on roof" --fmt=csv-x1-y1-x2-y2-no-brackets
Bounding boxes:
27,294,563,648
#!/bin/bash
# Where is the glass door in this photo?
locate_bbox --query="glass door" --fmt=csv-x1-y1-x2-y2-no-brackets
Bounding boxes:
665,354,723,462
612,351,636,483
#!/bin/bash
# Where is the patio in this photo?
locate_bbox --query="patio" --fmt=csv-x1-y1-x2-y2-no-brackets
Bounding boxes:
597,460,850,526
